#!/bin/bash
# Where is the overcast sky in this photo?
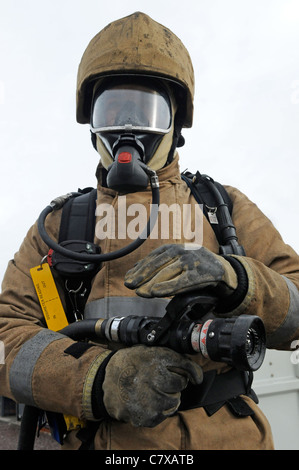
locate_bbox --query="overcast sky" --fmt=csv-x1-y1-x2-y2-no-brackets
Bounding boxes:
0,0,299,281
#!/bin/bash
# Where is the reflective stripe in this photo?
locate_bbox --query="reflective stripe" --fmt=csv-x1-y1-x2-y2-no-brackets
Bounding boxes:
84,296,169,320
267,277,299,348
9,329,65,406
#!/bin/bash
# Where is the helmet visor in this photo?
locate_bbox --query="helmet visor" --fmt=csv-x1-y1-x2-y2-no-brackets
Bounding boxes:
90,80,172,134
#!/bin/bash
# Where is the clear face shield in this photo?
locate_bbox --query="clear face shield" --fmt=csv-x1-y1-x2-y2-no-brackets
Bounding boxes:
90,78,173,164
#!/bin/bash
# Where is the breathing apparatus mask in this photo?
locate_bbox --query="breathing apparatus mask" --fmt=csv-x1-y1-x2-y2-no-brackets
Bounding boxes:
90,77,175,192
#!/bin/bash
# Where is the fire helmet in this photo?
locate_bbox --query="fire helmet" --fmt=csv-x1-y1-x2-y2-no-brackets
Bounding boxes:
76,12,194,129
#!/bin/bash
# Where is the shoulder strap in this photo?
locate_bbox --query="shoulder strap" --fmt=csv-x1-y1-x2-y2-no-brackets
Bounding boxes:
181,171,245,255
181,170,232,214
53,187,98,323
59,188,97,243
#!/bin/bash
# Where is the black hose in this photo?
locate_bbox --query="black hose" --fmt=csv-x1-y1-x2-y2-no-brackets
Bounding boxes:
37,186,160,262
59,319,98,341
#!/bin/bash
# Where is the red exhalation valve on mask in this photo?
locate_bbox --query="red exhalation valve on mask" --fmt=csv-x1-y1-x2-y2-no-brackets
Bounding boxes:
106,134,150,192
118,152,132,163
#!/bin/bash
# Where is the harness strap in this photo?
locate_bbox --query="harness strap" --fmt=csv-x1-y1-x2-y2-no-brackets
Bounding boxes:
59,188,97,243
179,368,257,417
181,171,233,243
55,188,98,322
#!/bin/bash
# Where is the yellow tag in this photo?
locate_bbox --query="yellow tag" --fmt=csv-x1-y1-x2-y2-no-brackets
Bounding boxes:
30,263,68,331
63,414,86,431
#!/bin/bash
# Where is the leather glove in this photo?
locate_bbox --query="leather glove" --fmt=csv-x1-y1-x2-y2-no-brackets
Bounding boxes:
125,244,238,298
125,244,248,313
99,345,203,427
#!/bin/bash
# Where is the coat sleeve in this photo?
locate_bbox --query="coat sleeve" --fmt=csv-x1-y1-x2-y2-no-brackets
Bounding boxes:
0,210,109,421
225,186,299,350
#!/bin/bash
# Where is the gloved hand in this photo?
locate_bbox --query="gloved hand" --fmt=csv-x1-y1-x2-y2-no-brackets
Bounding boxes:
101,345,203,427
124,244,239,299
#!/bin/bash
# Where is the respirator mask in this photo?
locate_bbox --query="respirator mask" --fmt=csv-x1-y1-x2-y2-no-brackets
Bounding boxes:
90,77,173,192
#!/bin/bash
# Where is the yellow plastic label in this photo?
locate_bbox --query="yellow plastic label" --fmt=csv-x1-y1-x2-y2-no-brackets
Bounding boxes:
30,263,68,331
63,414,86,431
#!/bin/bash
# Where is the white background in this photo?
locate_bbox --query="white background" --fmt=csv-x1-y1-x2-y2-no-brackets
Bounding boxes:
0,0,299,280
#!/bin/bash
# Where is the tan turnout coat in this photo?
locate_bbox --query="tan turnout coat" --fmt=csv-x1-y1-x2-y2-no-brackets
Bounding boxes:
1,156,299,450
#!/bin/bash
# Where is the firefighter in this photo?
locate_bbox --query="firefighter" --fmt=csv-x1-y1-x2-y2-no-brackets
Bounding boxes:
1,12,299,450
